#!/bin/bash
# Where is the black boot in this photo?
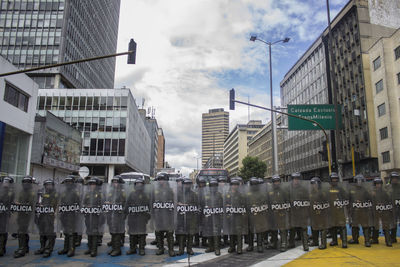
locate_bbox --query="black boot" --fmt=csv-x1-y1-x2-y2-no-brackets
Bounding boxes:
223,235,229,246
246,232,254,251
67,234,75,257
139,235,146,256
280,230,288,252
126,235,138,255
267,231,278,249
288,229,296,249
309,230,319,247
348,227,359,244
177,235,185,256
194,233,200,247
391,227,397,243
228,235,236,253
58,234,69,255
43,235,56,258
384,229,392,247
120,233,125,247
301,229,309,251
256,233,264,253
167,232,176,257
97,235,102,246
14,234,28,258
155,232,164,255
110,234,122,256
34,235,47,255
0,233,7,257
237,235,242,254
84,236,92,255
214,236,220,256
90,235,98,257
340,227,348,248
371,228,379,244
319,230,327,249
74,234,82,247
363,227,371,247
329,228,338,246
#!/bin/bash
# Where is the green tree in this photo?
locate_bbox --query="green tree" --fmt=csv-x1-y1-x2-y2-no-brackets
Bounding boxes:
238,156,267,183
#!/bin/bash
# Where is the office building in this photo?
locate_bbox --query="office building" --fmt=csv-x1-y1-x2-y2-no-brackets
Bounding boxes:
139,109,159,177
37,88,151,181
201,108,229,167
0,0,120,89
0,55,38,179
156,127,165,170
223,120,264,177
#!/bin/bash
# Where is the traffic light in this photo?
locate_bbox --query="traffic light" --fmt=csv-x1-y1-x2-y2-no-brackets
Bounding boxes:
127,39,137,64
319,140,328,161
229,88,235,110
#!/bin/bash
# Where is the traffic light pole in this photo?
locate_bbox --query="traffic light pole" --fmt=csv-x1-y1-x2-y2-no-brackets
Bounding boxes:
232,98,332,175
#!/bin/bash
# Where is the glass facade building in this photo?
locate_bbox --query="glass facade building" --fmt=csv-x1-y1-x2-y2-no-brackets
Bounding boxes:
0,0,120,89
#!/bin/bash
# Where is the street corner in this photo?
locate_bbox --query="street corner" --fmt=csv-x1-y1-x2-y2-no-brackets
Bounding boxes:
284,237,400,267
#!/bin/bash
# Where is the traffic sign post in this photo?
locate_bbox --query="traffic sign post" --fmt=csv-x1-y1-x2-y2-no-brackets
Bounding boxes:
287,104,342,130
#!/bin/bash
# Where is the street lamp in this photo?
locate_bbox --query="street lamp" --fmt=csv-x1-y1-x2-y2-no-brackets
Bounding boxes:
250,35,290,175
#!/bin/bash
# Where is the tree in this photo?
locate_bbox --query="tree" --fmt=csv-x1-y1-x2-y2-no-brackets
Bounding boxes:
238,156,267,183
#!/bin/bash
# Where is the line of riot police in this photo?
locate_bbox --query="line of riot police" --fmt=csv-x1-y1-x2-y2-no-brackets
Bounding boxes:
0,171,399,259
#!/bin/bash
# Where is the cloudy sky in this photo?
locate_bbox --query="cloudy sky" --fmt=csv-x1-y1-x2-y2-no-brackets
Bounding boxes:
114,0,348,176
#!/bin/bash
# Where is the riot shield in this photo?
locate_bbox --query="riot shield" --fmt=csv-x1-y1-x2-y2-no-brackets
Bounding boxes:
310,182,331,230
349,182,374,228
247,182,269,233
328,181,349,227
57,182,82,235
125,183,152,235
34,183,58,236
103,183,126,234
81,183,105,235
175,183,199,235
289,180,310,228
222,183,248,235
9,183,38,234
151,181,177,232
391,183,400,224
0,181,15,234
200,186,223,237
268,182,291,230
372,184,395,230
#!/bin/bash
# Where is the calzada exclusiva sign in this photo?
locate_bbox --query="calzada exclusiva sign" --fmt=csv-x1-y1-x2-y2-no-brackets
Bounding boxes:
287,104,342,130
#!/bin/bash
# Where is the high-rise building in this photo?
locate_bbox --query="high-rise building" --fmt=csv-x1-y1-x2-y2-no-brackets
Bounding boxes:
201,108,229,167
223,120,264,177
368,28,400,177
139,109,159,177
280,0,400,179
0,0,120,89
156,127,165,170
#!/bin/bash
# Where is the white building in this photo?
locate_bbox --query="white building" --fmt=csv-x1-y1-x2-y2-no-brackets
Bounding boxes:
0,56,38,179
37,88,151,181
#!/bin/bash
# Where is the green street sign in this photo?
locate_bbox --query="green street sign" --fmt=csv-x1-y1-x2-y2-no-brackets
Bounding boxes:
287,104,342,130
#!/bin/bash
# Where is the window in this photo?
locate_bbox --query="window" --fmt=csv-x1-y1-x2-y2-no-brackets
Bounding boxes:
382,151,390,163
118,139,125,156
377,103,386,117
375,79,384,93
4,83,29,112
379,127,388,140
395,46,400,60
397,72,400,85
104,139,111,156
373,56,381,70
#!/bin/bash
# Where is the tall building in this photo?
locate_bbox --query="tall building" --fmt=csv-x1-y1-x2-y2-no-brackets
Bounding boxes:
1,55,38,178
280,0,400,179
368,28,400,177
156,127,165,170
36,88,151,181
0,0,120,89
139,109,159,177
201,108,229,167
223,120,264,177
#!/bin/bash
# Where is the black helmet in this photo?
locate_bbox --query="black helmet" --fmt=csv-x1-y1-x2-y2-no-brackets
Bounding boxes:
1,176,14,184
390,172,399,178
310,177,321,184
257,178,264,184
156,172,169,181
62,175,75,184
22,176,34,184
196,176,206,185
111,175,124,184
87,177,98,185
330,172,339,181
134,178,145,185
43,179,55,186
373,177,383,185
96,178,103,186
176,177,184,183
209,178,218,187
291,172,301,180
271,175,281,183
230,179,240,186
354,174,366,184
183,179,193,185
249,177,259,185
75,177,84,184
217,176,227,183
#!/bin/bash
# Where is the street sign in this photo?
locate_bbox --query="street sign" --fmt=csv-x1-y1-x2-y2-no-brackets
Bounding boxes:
288,104,342,130
79,166,90,178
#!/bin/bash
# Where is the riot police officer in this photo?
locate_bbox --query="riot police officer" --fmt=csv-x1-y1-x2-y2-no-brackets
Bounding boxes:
390,171,400,243
328,172,349,248
34,180,58,258
73,177,84,248
194,176,207,248
0,176,15,257
105,176,126,256
217,176,229,247
126,178,151,256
